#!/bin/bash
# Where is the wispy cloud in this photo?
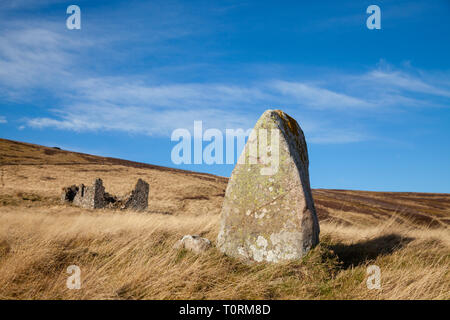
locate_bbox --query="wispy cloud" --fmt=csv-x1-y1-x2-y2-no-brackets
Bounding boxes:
2,17,449,145
73,78,270,108
0,116,7,124
309,130,368,144
271,80,374,109
0,0,66,10
23,65,450,144
25,76,375,139
302,1,433,33
364,70,450,98
27,102,254,136
0,24,93,105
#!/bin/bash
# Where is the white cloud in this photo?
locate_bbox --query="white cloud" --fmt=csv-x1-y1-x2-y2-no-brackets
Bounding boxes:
0,0,65,10
308,130,368,144
0,116,7,124
25,76,372,142
2,21,449,145
73,78,271,109
23,66,450,144
27,102,254,137
365,70,450,98
271,80,374,109
0,25,92,103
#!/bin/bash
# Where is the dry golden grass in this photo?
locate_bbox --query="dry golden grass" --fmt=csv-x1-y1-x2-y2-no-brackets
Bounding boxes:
0,138,449,299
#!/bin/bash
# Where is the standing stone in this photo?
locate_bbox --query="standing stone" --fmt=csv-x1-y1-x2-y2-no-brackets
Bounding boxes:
217,109,319,263
73,178,106,209
122,178,149,211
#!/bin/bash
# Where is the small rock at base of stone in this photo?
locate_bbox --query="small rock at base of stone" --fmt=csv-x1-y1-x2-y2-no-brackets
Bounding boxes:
173,235,212,254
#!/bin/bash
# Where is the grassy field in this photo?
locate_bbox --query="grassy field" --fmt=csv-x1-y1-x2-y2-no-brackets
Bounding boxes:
0,138,449,299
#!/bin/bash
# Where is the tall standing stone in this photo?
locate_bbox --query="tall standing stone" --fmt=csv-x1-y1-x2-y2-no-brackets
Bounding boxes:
217,109,319,263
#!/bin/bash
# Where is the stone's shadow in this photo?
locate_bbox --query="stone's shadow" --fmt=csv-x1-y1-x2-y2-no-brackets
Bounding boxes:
329,233,414,269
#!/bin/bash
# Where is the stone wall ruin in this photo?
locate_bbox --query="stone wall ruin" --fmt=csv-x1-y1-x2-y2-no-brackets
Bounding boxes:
61,178,149,211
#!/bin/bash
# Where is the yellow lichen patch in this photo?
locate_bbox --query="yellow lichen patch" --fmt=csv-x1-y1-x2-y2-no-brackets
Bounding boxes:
273,109,307,166
274,110,300,138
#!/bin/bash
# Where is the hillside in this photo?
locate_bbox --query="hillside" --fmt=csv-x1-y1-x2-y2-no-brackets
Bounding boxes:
0,138,449,299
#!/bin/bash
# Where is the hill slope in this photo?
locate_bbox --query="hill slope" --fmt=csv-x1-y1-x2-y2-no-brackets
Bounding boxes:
0,138,448,299
1,138,448,226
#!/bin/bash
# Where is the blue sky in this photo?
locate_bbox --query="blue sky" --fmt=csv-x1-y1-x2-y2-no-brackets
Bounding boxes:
0,0,449,192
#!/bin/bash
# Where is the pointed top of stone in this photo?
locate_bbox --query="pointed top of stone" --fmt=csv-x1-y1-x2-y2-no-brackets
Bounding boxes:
258,108,310,167
217,109,319,263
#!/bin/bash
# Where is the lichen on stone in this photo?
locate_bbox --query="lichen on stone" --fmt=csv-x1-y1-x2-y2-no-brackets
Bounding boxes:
217,109,320,263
